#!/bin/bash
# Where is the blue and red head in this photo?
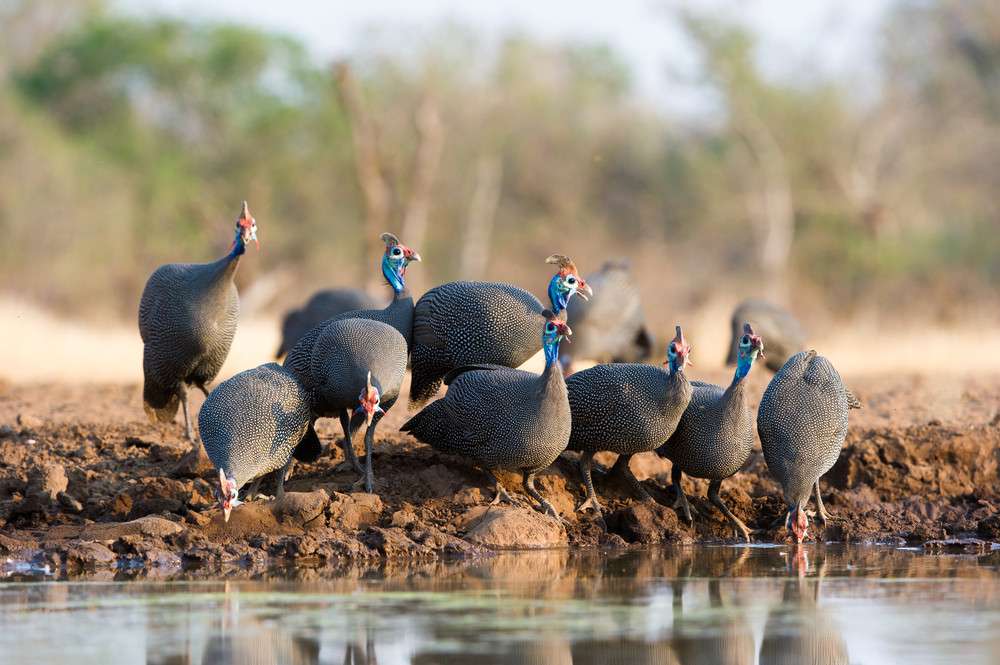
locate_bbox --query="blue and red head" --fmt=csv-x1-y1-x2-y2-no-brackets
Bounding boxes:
545,254,592,314
664,326,692,374
734,322,765,381
381,232,421,294
231,201,258,255
217,469,243,523
541,310,572,367
355,371,384,427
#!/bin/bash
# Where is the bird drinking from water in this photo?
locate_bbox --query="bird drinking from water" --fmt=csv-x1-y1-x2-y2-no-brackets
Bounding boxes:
401,311,573,517
658,323,765,542
138,201,258,443
566,326,693,518
757,350,861,543
408,254,591,407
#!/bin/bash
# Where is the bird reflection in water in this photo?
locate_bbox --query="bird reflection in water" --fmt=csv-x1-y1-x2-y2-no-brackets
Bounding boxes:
759,549,849,665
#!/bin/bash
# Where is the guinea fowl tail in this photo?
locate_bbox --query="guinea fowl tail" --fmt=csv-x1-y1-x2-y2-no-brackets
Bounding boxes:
408,370,442,410
142,381,180,424
292,419,323,462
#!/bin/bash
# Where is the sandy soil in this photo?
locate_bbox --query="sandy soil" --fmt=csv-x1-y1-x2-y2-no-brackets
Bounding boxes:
1,366,997,576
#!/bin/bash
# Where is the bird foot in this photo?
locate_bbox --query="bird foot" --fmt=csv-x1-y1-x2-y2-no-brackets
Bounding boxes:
489,486,521,507
334,456,366,475
537,501,566,524
576,496,604,517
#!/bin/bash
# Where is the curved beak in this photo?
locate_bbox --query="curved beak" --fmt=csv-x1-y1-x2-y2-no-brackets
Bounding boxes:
407,250,421,262
578,279,593,301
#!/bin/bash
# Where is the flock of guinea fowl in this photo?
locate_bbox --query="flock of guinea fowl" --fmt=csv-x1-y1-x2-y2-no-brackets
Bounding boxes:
137,202,860,544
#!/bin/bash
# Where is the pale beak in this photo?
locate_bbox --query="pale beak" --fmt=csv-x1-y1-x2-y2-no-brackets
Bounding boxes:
578,281,593,301
224,505,232,523
408,251,421,262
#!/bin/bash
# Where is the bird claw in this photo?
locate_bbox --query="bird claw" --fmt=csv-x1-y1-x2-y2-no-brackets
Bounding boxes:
576,496,604,517
489,487,520,507
538,501,566,524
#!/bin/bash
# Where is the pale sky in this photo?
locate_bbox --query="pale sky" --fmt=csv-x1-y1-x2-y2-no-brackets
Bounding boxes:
117,0,891,115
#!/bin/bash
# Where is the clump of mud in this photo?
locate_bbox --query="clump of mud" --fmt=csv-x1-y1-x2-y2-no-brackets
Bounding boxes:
0,379,997,576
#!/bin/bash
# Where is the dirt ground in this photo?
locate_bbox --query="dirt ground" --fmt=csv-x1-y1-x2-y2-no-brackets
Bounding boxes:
1,370,998,577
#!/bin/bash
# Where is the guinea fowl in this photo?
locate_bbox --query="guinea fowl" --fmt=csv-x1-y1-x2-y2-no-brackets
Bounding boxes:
658,323,765,542
561,259,652,374
138,201,258,442
726,299,805,372
757,350,861,543
275,288,378,359
304,318,408,492
401,311,572,517
408,254,591,407
566,326,693,517
198,362,314,522
283,233,417,469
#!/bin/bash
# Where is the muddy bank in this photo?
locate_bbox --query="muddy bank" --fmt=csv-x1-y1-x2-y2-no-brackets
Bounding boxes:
0,377,998,576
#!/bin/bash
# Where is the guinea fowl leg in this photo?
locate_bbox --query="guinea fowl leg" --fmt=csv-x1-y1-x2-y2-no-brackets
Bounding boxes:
576,452,604,516
522,471,560,520
486,470,518,506
358,419,377,494
275,459,294,499
671,465,695,524
244,476,264,501
336,410,365,475
708,479,751,543
610,454,653,501
179,390,195,443
813,481,832,524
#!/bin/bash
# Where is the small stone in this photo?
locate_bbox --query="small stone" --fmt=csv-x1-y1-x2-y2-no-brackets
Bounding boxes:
462,506,567,549
63,541,116,568
0,425,15,439
607,501,684,545
26,462,68,502
390,503,418,527
329,492,383,530
81,516,184,540
57,492,84,514
16,413,43,433
271,490,329,528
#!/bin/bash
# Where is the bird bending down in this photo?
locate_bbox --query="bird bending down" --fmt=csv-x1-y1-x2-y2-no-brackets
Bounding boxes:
566,326,693,518
138,201,258,443
401,310,573,518
408,254,591,408
658,323,765,542
758,350,861,543
198,363,313,522
283,232,419,469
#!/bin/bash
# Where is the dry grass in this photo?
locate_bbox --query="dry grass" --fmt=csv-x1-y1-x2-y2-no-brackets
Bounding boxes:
1,297,998,385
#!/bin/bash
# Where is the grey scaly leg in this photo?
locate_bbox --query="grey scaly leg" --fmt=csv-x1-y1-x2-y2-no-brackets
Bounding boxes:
244,476,263,500
671,465,695,524
180,389,195,443
708,479,751,543
814,480,831,524
576,452,604,516
522,471,560,519
362,418,377,493
486,469,518,506
337,410,364,474
611,453,653,501
275,459,294,499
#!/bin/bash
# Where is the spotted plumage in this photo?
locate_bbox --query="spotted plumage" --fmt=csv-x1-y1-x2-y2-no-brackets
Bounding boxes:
275,288,379,359
401,312,572,517
726,299,805,372
304,318,408,492
198,362,313,521
138,201,258,442
562,259,652,373
567,326,692,515
659,323,765,541
757,350,861,542
408,255,591,407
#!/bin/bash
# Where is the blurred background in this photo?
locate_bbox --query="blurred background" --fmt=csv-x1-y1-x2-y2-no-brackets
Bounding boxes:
2,0,998,382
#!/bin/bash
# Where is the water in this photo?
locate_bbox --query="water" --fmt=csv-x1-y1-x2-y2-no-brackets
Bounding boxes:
2,545,999,664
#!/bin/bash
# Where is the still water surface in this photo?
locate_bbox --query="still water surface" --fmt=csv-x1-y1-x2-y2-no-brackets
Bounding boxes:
2,545,999,664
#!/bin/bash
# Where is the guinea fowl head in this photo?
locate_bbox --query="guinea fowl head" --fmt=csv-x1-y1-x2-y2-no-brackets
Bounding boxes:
735,322,765,381
217,469,242,523
232,201,258,252
789,504,809,543
545,254,592,314
355,371,384,427
380,232,421,294
665,326,692,374
541,309,572,367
